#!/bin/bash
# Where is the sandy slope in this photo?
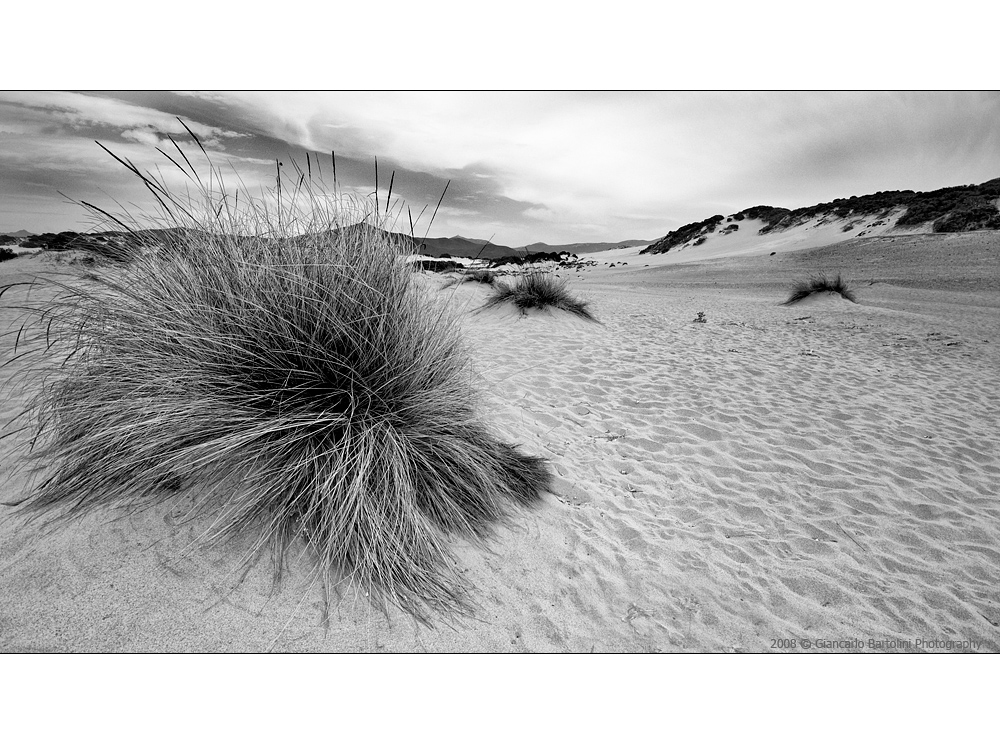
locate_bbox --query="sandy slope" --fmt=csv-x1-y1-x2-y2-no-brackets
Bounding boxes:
1,235,999,652
584,211,932,267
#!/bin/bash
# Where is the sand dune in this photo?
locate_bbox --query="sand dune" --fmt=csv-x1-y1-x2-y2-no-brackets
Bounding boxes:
2,234,999,652
584,211,933,267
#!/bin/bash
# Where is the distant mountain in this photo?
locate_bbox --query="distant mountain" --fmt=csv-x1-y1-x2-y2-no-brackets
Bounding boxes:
642,177,1000,255
406,234,516,260
323,227,513,260
1,229,34,243
387,235,653,259
12,222,650,262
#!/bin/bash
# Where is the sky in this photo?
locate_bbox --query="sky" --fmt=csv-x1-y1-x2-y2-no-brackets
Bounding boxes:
3,91,1000,247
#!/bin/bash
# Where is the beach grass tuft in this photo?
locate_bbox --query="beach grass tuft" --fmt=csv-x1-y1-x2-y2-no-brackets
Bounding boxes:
1,140,551,621
481,271,597,321
781,274,857,305
440,269,497,289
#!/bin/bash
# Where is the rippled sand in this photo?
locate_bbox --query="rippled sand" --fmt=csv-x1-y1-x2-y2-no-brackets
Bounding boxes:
2,234,999,651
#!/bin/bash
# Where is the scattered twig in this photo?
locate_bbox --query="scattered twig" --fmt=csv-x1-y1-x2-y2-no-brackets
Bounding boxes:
838,523,867,553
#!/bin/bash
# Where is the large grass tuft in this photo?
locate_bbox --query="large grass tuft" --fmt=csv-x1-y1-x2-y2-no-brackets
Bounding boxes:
1,142,551,622
481,271,597,321
781,274,857,305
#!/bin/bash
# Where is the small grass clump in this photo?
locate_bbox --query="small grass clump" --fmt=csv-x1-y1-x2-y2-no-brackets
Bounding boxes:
481,271,597,321
440,268,496,289
2,137,550,622
781,274,857,305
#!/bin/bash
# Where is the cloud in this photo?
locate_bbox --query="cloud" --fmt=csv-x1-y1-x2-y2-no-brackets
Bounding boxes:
4,91,1000,243
120,128,172,149
0,91,245,144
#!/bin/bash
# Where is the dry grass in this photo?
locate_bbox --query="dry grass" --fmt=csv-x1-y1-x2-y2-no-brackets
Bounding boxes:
781,274,857,305
440,269,497,289
481,271,597,321
1,137,551,622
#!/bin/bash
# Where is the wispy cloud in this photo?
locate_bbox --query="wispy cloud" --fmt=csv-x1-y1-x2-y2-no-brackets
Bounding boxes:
3,91,1000,243
1,91,245,144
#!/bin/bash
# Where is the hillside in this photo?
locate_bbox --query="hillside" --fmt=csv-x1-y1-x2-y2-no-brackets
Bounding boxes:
643,177,1000,255
10,226,650,262
407,235,516,260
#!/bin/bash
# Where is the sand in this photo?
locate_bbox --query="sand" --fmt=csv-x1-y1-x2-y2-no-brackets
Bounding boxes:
1,232,999,652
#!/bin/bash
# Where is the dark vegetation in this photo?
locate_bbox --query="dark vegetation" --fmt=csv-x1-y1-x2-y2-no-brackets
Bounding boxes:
518,239,649,254
642,215,724,254
488,250,577,268
730,205,792,224
744,180,1000,234
781,274,858,305
2,135,552,622
411,258,463,273
642,177,1000,254
480,271,598,322
0,247,16,262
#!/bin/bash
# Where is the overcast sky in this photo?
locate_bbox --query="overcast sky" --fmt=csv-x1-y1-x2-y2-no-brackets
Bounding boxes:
2,91,1000,246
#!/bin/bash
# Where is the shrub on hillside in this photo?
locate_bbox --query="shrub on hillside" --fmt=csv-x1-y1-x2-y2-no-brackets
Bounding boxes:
932,203,1000,232
646,178,1000,245
640,215,724,254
